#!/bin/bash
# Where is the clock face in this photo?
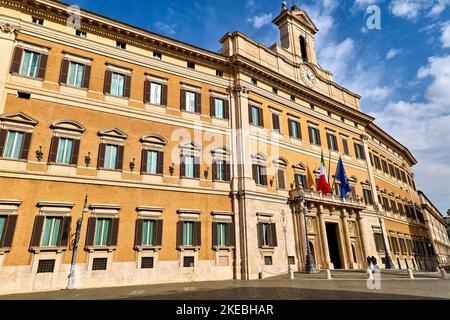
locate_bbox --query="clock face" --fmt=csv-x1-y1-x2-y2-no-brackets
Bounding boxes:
301,65,316,87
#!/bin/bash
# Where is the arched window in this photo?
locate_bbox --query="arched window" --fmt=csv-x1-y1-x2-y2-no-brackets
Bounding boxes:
300,36,308,62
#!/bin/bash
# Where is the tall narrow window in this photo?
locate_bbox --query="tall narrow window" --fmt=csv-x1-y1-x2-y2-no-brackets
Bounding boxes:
354,143,365,160
67,62,85,88
0,216,6,243
183,221,194,246
249,105,264,127
309,126,321,146
146,150,159,174
215,159,225,181
289,119,301,139
56,138,74,165
262,223,270,246
94,218,111,246
184,156,195,178
215,99,225,119
300,36,308,62
342,138,349,155
111,73,125,97
20,50,40,78
41,217,62,247
186,91,196,113
253,164,267,186
3,131,24,159
150,82,162,105
104,144,118,170
271,113,281,133
363,189,373,205
327,133,338,151
295,174,307,189
217,223,227,247
142,220,155,246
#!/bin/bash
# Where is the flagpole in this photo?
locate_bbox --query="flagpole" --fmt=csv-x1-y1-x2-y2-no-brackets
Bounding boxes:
328,149,333,195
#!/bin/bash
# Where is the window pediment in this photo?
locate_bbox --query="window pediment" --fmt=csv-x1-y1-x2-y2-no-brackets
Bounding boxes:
51,120,86,133
251,153,267,163
179,141,202,152
273,157,288,167
0,112,38,126
141,135,167,147
98,128,128,140
211,147,231,158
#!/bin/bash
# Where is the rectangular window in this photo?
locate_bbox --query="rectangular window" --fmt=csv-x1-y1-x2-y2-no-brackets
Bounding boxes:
215,159,225,181
141,257,154,269
289,120,300,139
67,62,85,88
395,167,401,180
288,256,295,265
382,197,390,211
141,220,155,246
153,52,162,60
56,138,74,165
146,150,159,174
217,223,227,247
254,165,267,186
309,127,321,145
381,159,389,174
94,218,111,246
342,138,349,155
264,256,273,266
251,106,262,127
41,217,62,247
354,143,365,160
183,222,194,246
185,91,196,113
271,113,280,133
183,256,195,268
400,239,407,254
104,144,118,170
184,156,195,178
214,98,225,119
294,174,307,189
401,171,407,183
390,200,398,213
373,233,386,251
76,30,87,38
37,260,55,273
398,203,405,216
150,82,162,105
0,216,6,243
3,131,24,159
374,156,381,170
20,50,40,78
388,164,395,177
110,72,125,97
92,258,108,271
32,17,44,25
262,223,270,246
363,189,373,205
116,41,126,49
327,133,338,151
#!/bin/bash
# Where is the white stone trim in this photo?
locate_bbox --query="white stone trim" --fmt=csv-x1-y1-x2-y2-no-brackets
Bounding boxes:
62,52,92,65
37,201,74,216
145,73,168,84
105,63,132,75
90,204,121,218
137,206,164,219
17,40,49,54
180,81,201,93
177,209,201,221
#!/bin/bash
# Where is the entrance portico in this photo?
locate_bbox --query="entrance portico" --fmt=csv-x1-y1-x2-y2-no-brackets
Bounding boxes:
289,188,366,271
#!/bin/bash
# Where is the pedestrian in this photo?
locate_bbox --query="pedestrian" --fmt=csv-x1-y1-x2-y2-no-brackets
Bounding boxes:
367,256,372,268
371,256,377,273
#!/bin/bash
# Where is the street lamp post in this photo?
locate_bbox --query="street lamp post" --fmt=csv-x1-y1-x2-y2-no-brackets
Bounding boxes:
300,188,316,273
67,194,89,289
281,209,291,275
375,204,394,269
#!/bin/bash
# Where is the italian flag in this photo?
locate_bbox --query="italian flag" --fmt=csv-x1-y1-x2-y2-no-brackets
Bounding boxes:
318,151,330,195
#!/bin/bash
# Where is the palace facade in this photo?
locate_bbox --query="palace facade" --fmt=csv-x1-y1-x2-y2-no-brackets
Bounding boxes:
0,0,444,295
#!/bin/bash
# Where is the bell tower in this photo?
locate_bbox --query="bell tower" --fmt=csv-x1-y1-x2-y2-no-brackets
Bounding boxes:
273,1,319,66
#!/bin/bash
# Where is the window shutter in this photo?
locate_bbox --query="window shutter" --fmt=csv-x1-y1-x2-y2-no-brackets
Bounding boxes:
109,218,120,247
176,221,184,246
180,156,185,177
225,162,231,182
143,80,151,103
297,122,302,139
317,129,322,145
70,139,80,166
302,175,308,190
195,92,202,113
288,120,293,137
224,100,230,119
134,219,143,247
194,221,201,246
59,59,70,84
48,137,60,164
157,151,164,175
210,96,215,117
10,47,23,74
257,223,263,248
248,105,253,124
180,90,186,111
20,132,32,160
30,216,45,248
354,144,358,159
1,215,18,249
82,64,91,89
140,149,148,173
212,222,218,247
194,157,200,179
270,223,278,247
308,127,314,144
37,54,48,79
227,223,235,247
261,167,268,186
161,84,168,106
259,108,264,127
252,164,257,182
0,129,7,156
85,217,96,247
124,75,131,98
97,143,106,169
154,220,163,246
103,70,112,94
116,145,124,171
58,216,72,248
272,113,280,131
278,169,286,189
212,160,217,181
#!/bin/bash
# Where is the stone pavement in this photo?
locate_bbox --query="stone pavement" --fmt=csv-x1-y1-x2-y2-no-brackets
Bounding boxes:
1,270,449,300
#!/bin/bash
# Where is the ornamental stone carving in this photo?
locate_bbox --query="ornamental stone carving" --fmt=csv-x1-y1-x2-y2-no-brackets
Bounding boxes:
0,23,20,35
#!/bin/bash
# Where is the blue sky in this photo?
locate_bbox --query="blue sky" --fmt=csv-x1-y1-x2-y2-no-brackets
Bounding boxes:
70,0,450,214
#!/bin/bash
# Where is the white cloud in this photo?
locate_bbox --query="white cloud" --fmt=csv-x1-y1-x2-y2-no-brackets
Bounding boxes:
247,13,273,29
441,23,450,47
154,21,177,35
371,54,450,212
386,48,402,60
389,0,450,20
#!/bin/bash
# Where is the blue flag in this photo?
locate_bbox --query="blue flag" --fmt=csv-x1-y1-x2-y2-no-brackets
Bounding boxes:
335,157,351,199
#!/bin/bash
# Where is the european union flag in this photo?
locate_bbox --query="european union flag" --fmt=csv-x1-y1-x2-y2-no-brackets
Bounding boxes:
335,157,351,199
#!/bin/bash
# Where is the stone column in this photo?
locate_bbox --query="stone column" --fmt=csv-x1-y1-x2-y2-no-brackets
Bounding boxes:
0,22,20,113
356,214,369,260
342,209,357,269
318,205,332,269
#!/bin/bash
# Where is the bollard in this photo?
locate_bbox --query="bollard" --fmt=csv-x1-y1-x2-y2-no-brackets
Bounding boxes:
407,269,414,280
367,268,374,280
290,270,294,280
440,268,447,279
326,269,332,280
259,271,264,280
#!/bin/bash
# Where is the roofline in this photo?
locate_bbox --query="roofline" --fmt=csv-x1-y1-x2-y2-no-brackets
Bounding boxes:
418,191,445,219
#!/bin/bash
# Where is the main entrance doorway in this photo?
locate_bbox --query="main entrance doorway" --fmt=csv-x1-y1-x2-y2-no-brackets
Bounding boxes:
326,223,343,269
